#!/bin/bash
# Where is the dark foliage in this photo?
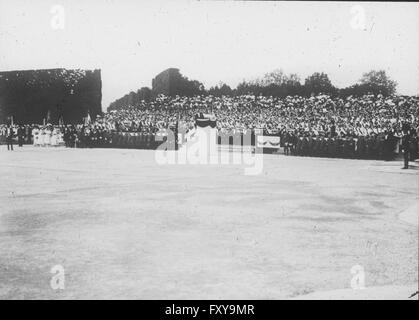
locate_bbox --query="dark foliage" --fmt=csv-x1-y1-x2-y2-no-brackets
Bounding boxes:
0,68,102,125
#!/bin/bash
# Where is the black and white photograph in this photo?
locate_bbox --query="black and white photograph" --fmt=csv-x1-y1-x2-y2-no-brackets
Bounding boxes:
0,0,418,304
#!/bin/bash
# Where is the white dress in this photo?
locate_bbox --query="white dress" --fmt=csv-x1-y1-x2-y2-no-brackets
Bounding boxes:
38,129,45,146
50,129,58,146
57,132,64,145
44,129,51,146
33,129,40,146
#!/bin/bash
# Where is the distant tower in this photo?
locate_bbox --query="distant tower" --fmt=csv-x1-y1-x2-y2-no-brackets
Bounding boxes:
152,68,181,96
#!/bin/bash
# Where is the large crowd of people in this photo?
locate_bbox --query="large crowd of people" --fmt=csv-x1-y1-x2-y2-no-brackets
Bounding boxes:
99,93,419,136
1,93,418,160
97,93,419,160
0,124,113,149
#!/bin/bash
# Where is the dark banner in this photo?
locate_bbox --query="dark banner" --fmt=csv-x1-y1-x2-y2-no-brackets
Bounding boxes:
110,132,166,149
0,300,412,319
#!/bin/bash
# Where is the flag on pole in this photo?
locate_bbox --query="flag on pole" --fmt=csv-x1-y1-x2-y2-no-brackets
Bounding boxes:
47,109,51,123
85,110,91,125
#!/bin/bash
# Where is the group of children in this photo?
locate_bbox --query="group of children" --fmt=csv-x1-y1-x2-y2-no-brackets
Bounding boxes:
32,126,64,147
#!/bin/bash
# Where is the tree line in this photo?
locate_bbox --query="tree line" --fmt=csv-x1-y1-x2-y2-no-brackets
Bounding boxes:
108,69,399,111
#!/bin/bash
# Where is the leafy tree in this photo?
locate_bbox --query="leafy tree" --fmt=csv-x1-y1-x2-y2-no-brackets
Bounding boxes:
260,69,287,86
359,70,397,96
208,83,233,96
304,72,336,96
236,70,304,97
165,69,205,96
137,87,152,102
127,91,136,106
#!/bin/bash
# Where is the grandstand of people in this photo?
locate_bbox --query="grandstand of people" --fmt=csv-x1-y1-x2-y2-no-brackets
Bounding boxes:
2,89,418,161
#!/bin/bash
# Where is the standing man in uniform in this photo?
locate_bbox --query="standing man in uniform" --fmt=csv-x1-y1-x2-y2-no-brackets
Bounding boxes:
174,119,179,151
401,124,411,169
17,125,25,147
6,125,14,151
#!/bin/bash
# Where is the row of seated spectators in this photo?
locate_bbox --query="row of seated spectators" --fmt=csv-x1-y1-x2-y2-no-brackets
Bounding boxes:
100,93,419,159
103,93,418,137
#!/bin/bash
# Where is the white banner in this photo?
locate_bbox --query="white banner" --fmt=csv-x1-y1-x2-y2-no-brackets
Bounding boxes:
257,136,280,149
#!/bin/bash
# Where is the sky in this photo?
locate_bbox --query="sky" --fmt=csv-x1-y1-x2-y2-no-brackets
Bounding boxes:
1,0,419,110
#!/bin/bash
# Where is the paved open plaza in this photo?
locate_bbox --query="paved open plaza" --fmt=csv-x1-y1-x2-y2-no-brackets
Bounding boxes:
0,146,417,299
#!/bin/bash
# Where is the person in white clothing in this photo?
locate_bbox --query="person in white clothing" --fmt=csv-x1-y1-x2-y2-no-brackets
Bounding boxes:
38,128,45,146
44,127,52,146
57,128,64,145
32,127,40,146
50,127,58,146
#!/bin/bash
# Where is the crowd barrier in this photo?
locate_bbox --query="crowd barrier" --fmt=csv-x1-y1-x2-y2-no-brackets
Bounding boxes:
108,132,166,149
